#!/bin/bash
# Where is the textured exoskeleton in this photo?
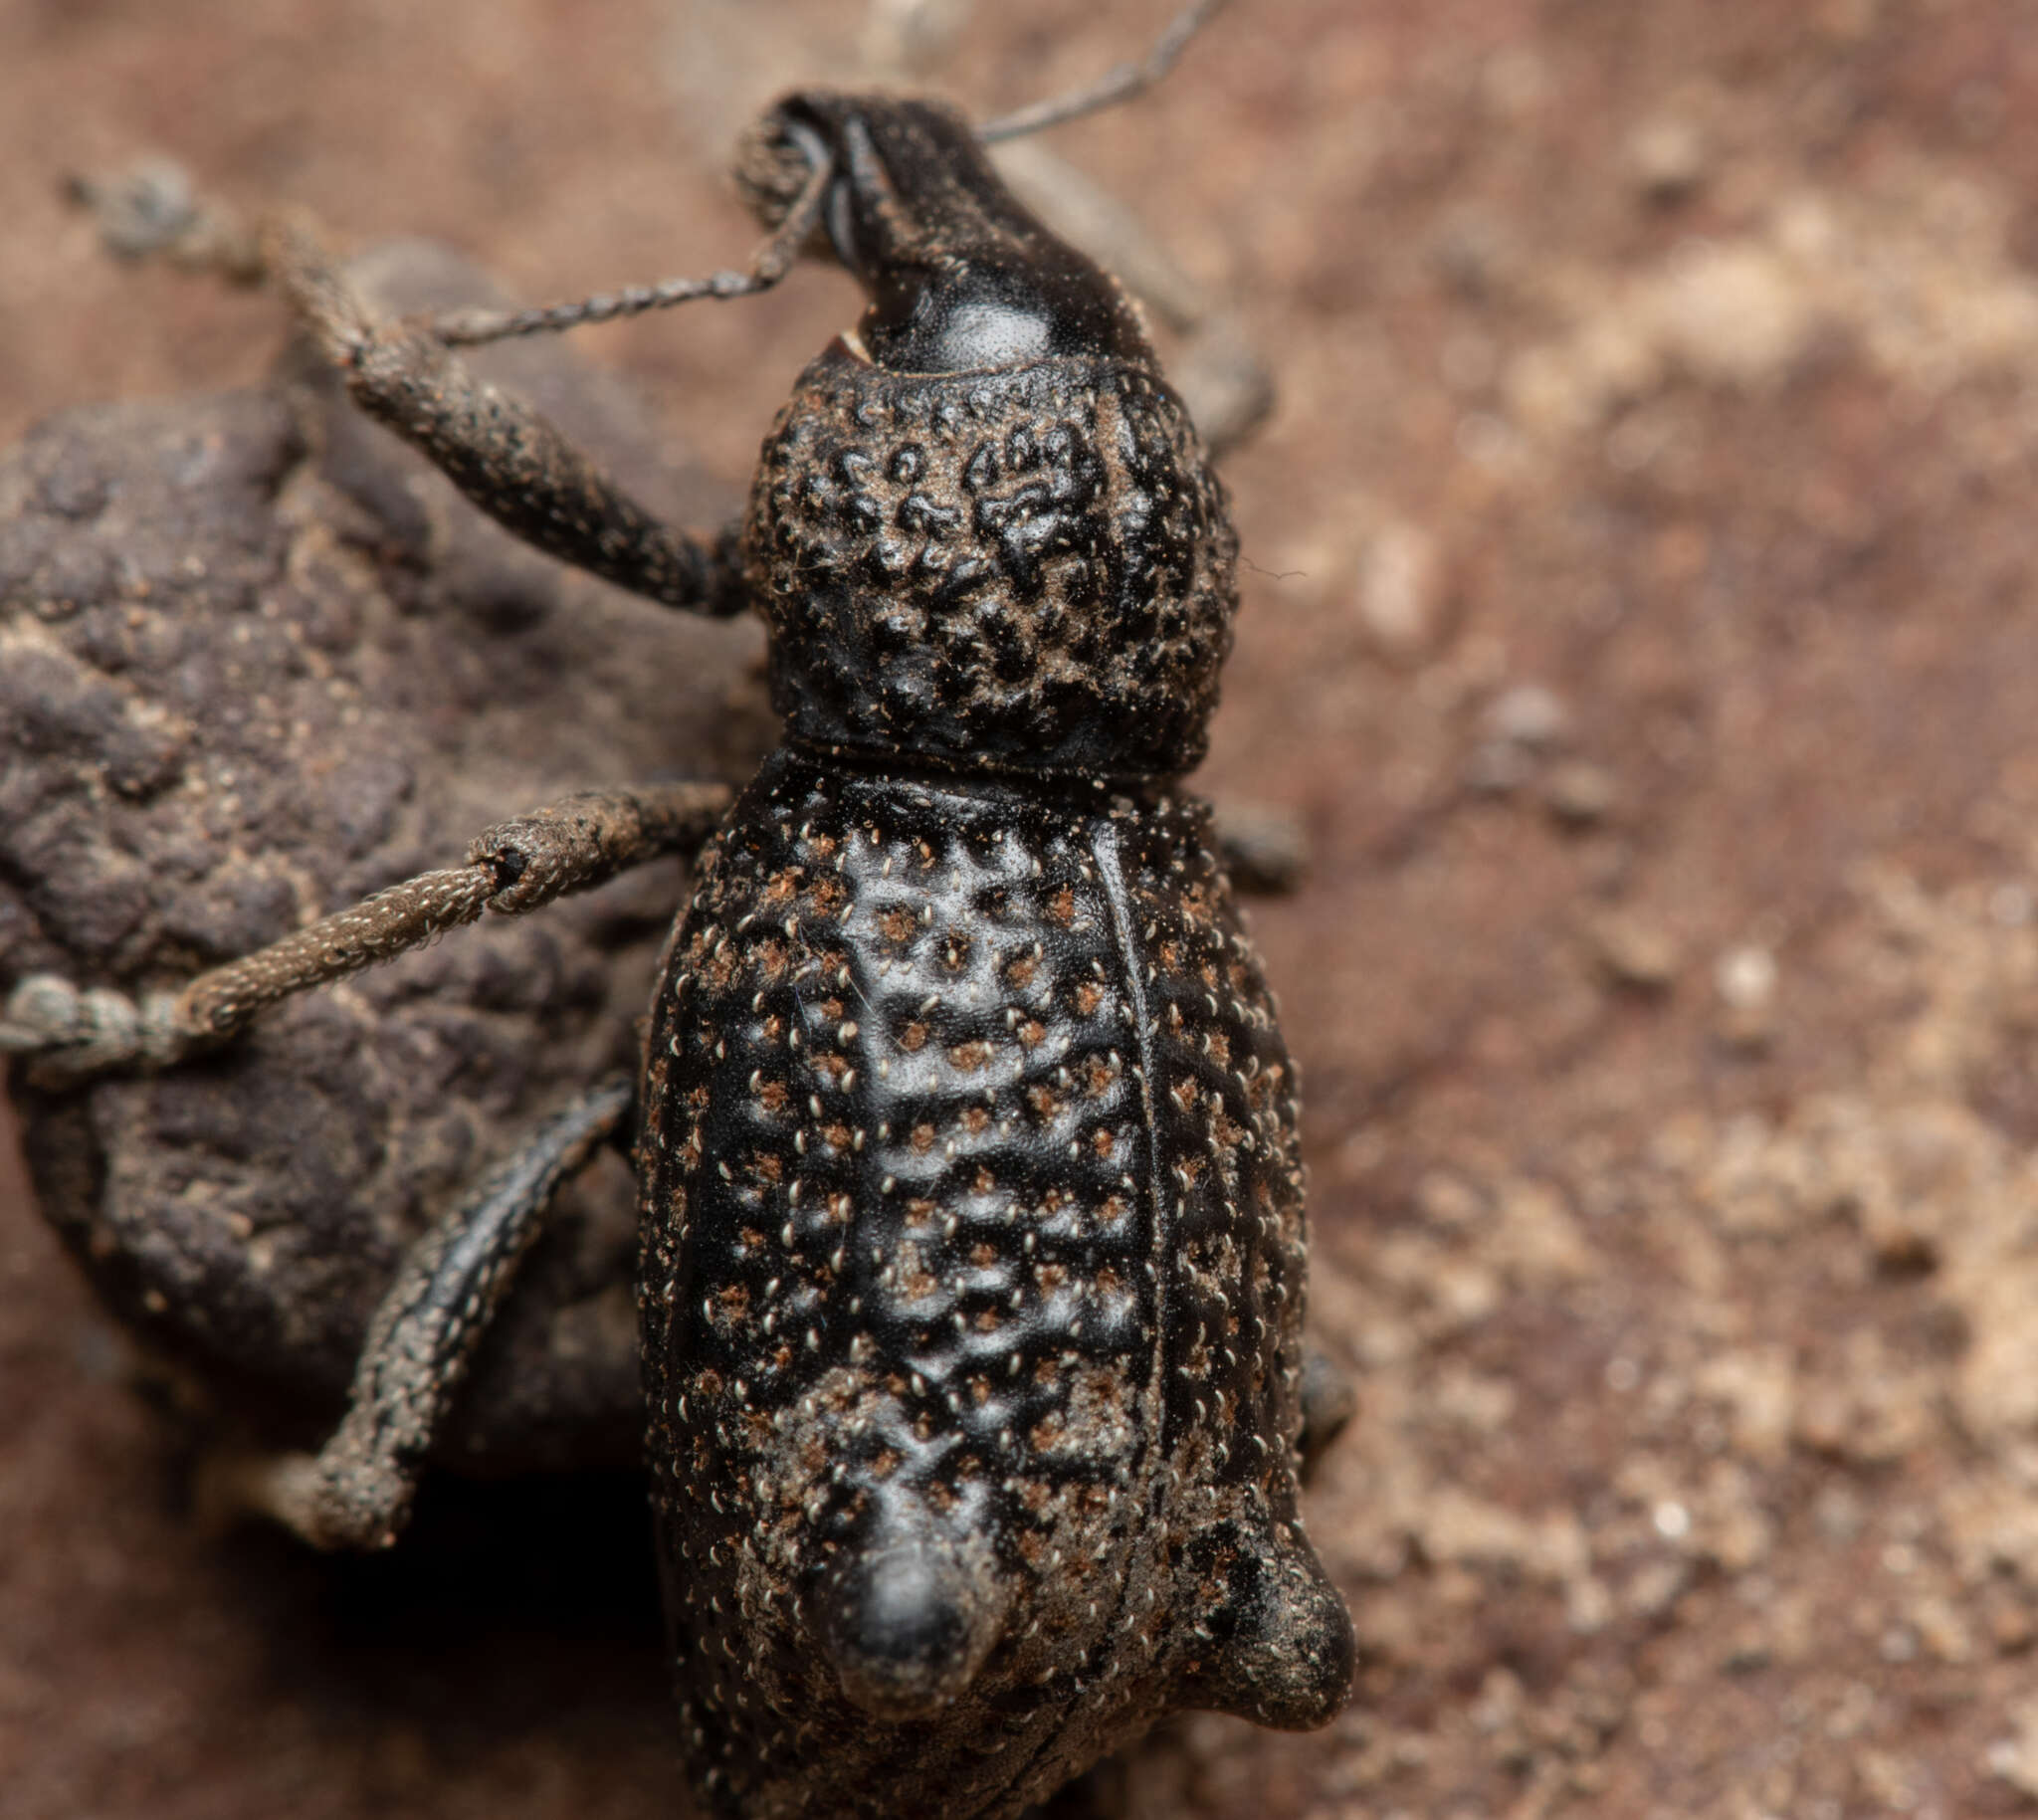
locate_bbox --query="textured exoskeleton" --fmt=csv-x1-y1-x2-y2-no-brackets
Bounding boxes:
637,94,1352,1816
5,56,1352,1820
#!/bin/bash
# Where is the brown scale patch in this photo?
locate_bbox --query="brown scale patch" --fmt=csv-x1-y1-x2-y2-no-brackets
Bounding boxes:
1092,1127,1117,1158
761,871,800,907
1156,939,1181,971
974,1309,1002,1331
804,874,848,916
1083,1057,1117,1097
1171,1080,1198,1113
969,1244,997,1267
1027,1085,1063,1120
879,906,917,944
805,834,838,861
962,1106,990,1135
738,1227,765,1252
1016,1018,1046,1047
757,1079,789,1114
870,1448,901,1479
710,1285,749,1328
1205,1031,1232,1068
1251,1240,1274,1300
948,1039,992,1073
1003,950,1038,989
1030,1412,1066,1451
1046,885,1076,926
1074,980,1103,1017
972,1165,996,1195
911,1123,936,1154
821,1122,853,1150
898,1021,928,1053
897,1244,938,1300
939,930,972,971
812,1053,850,1083
825,1192,853,1224
754,938,790,980
1248,1063,1285,1112
1083,1369,1128,1415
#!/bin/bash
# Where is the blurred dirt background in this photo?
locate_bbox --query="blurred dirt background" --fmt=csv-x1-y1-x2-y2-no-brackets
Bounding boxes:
8,0,2038,1816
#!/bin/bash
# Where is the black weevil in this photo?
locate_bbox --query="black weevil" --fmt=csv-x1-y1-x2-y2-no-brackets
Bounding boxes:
5,7,1355,1814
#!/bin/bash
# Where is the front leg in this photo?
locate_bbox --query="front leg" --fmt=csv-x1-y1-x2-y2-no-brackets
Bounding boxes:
264,217,751,614
68,169,750,615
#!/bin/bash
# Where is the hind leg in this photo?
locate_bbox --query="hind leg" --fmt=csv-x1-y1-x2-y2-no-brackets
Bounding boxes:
204,1074,636,1550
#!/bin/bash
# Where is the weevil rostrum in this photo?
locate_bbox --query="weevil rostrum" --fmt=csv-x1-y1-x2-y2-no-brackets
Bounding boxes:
3,7,1354,1814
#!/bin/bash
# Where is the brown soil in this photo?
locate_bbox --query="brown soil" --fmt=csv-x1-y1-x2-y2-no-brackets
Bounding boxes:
6,1,2038,1816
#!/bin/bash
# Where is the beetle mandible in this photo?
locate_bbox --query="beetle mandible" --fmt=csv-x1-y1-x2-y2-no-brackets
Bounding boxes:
5,5,1355,1813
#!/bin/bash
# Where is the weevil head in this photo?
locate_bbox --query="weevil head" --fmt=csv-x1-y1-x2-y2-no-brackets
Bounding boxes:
737,93,1239,781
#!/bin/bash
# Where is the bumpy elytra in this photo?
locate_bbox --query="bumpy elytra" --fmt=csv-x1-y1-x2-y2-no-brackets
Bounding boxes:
637,95,1352,1817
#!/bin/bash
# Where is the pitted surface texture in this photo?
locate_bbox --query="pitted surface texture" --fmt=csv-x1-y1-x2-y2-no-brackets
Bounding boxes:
747,349,1236,777
638,751,1338,1817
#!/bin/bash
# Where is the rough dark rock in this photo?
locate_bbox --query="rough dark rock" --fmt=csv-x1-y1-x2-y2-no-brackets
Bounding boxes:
2,244,770,1473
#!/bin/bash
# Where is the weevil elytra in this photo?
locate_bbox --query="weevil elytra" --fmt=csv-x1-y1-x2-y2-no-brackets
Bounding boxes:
4,5,1354,1813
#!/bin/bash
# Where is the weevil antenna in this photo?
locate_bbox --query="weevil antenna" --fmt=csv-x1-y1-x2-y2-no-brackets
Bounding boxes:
975,0,1233,144
420,2,1232,346
423,126,835,348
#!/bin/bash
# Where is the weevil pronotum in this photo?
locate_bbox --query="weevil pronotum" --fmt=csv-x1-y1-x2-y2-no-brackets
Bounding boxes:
4,4,1354,1812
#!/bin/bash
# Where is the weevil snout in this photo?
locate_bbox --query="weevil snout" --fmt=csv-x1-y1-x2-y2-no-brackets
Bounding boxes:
742,93,1153,374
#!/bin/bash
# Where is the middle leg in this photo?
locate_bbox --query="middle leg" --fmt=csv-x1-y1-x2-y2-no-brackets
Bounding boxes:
2,780,731,1083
